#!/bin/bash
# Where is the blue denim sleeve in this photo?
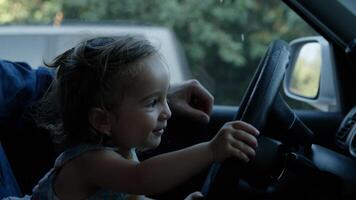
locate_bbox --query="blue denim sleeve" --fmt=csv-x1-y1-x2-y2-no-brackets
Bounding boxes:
0,60,54,126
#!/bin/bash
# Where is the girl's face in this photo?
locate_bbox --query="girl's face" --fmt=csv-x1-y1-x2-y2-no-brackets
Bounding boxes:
109,54,171,153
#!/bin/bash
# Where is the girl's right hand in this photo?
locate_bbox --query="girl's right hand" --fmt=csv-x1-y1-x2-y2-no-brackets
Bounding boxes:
208,121,259,163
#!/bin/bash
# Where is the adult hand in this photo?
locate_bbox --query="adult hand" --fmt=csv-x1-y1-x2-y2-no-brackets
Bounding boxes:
168,80,214,123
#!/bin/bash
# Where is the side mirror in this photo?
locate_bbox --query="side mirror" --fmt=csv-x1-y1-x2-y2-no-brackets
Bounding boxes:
283,36,340,111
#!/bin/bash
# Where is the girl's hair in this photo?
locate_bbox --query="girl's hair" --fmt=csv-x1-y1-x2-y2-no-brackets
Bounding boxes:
37,35,157,148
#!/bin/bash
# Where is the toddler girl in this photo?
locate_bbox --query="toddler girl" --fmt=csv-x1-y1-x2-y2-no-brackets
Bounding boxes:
22,36,258,199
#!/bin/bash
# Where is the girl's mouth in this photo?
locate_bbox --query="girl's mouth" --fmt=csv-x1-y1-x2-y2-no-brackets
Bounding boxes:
152,128,165,136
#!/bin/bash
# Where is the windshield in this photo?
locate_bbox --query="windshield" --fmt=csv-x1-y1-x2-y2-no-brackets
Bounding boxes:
0,0,315,105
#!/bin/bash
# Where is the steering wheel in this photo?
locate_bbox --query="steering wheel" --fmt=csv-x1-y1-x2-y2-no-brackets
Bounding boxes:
201,40,295,199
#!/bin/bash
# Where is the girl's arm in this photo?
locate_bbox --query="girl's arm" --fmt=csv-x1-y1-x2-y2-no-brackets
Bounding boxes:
84,142,212,195
137,191,203,200
82,121,259,195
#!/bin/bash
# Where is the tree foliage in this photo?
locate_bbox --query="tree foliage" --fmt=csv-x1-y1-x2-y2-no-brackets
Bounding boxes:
0,0,315,104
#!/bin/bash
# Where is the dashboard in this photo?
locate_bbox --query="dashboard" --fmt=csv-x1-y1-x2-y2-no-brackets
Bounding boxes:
336,106,356,159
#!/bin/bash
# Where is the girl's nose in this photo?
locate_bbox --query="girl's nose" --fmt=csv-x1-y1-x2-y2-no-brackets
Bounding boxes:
160,100,171,120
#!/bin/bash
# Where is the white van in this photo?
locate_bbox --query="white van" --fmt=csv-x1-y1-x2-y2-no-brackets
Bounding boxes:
0,25,190,83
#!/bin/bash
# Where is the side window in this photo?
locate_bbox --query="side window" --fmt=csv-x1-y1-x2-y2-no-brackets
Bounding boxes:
1,0,317,109
180,1,317,107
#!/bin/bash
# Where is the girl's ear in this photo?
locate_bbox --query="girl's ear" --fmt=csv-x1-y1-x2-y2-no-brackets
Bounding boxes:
88,108,112,136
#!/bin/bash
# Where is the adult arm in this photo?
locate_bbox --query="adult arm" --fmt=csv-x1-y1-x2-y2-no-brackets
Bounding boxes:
0,60,54,127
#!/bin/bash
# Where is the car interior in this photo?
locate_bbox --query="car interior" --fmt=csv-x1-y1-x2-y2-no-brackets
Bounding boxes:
0,0,355,199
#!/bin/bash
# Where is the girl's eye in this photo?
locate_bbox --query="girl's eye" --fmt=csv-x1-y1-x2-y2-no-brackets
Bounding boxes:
147,99,158,107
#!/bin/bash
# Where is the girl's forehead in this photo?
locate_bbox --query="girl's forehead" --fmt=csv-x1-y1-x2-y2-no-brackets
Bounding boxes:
125,54,170,97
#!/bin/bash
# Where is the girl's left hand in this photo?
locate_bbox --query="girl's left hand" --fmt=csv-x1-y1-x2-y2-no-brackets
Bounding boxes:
184,191,204,200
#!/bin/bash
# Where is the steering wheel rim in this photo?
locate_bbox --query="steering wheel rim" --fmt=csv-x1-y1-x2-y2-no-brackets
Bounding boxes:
236,40,290,128
201,40,290,199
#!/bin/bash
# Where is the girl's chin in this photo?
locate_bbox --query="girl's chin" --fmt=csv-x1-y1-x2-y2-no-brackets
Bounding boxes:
137,137,161,153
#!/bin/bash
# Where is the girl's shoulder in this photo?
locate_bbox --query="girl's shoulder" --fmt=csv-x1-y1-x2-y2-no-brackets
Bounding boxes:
58,145,138,174
54,144,119,168
52,144,133,199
